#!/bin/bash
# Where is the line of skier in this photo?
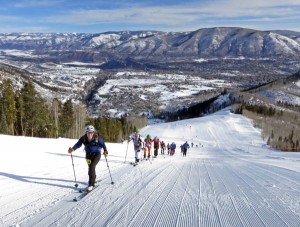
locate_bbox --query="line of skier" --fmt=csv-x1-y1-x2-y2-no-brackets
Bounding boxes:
67,125,191,192
127,129,190,163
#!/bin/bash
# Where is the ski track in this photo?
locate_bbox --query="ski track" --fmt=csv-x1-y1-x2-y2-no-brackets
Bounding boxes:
139,162,190,227
226,162,296,227
1,174,78,225
99,161,176,227
222,154,300,224
87,161,174,227
20,164,128,227
174,162,193,227
128,163,184,227
215,163,266,227
197,161,202,227
34,160,174,227
203,161,222,227
240,164,300,226
206,160,244,227
150,166,186,227
209,150,300,225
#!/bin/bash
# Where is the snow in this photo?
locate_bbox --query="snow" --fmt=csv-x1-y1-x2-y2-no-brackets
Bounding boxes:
96,72,226,107
91,34,121,46
1,109,300,226
260,89,300,106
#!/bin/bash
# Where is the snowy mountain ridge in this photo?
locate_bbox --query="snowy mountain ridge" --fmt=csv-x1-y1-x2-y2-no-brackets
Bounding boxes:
0,27,300,61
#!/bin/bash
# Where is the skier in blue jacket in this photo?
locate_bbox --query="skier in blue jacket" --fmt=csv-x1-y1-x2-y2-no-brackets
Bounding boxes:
68,125,108,191
170,142,176,156
182,141,190,157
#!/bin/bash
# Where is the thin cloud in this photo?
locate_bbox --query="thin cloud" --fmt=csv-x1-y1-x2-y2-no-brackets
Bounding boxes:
43,2,300,27
11,0,64,8
1,0,300,32
0,26,50,33
44,7,199,25
0,15,23,21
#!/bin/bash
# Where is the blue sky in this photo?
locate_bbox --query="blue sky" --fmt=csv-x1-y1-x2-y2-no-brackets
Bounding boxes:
0,0,300,33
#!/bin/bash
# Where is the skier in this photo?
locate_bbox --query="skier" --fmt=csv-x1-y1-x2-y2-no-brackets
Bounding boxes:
144,134,153,159
167,143,170,155
68,125,108,191
153,136,160,157
160,140,166,155
170,142,176,156
128,129,144,164
182,141,190,157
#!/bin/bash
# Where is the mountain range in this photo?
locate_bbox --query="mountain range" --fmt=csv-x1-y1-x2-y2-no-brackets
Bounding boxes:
0,27,300,118
1,27,300,63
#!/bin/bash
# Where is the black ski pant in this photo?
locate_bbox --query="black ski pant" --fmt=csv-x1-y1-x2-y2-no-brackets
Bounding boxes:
183,149,187,156
86,152,101,186
154,146,159,157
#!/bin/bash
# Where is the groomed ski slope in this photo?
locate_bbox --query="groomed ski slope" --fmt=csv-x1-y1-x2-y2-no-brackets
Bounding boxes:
1,109,300,227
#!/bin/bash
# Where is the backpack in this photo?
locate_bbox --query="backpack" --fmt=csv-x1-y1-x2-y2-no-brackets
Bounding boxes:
133,134,142,147
154,138,159,146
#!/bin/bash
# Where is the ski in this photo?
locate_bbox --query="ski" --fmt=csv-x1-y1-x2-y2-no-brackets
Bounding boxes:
73,185,98,202
130,162,138,166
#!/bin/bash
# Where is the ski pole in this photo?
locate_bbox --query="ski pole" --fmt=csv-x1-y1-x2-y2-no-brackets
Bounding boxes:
70,153,79,188
105,156,115,185
124,141,129,163
149,148,152,164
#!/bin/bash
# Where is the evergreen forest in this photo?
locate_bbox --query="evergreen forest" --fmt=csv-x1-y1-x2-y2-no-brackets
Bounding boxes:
0,79,137,142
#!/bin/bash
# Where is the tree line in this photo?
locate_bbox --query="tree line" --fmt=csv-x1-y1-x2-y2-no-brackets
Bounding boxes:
235,101,300,152
0,79,136,142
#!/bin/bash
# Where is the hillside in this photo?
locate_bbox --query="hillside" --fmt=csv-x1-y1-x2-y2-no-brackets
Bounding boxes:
1,109,300,226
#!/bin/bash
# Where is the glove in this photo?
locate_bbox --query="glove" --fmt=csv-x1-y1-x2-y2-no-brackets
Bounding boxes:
103,151,108,158
68,147,73,153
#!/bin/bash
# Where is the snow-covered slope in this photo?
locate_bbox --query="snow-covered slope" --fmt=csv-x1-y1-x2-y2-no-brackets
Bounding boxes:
1,109,300,226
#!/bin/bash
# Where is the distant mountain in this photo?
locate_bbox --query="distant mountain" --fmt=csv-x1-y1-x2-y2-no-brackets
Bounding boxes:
1,27,300,119
0,27,300,64
269,30,300,38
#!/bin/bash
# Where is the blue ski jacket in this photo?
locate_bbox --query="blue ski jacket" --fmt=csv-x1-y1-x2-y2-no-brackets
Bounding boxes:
182,142,190,149
170,143,176,150
72,134,107,153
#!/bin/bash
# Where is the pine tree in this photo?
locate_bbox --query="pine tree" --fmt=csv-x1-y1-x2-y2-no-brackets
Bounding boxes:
59,99,74,137
1,80,16,135
271,130,274,139
21,81,38,136
73,104,87,138
15,93,25,136
20,80,51,137
0,105,9,134
51,98,62,138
